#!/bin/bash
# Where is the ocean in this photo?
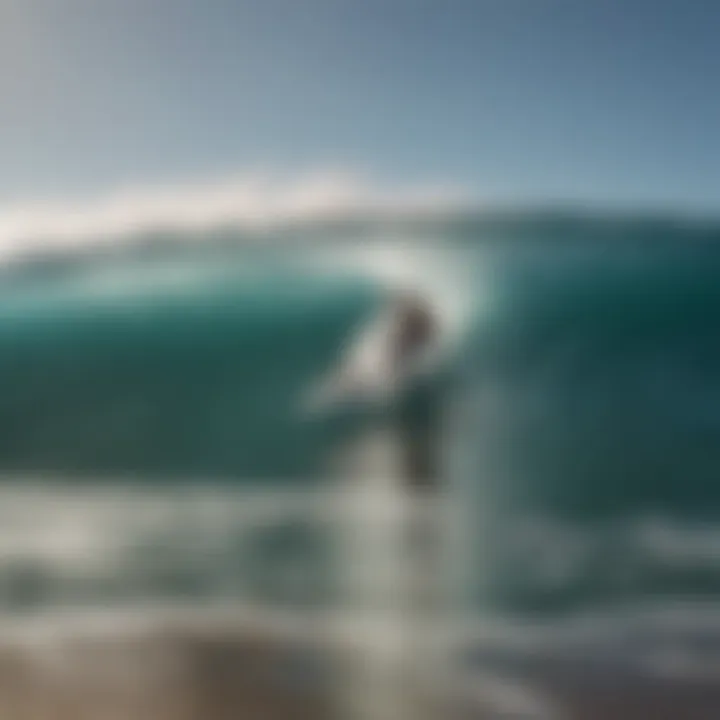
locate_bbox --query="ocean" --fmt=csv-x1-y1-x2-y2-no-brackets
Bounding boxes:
1,211,720,716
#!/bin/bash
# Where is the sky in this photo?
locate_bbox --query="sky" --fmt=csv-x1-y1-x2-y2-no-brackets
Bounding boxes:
1,0,719,216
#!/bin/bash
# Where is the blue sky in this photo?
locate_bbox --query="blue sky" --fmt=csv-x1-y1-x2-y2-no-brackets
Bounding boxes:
1,0,719,211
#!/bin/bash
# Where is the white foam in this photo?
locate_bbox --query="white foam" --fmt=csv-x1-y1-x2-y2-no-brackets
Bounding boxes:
0,170,472,264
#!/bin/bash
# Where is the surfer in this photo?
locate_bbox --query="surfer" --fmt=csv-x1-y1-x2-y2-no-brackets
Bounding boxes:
388,289,438,377
386,289,441,492
309,287,443,490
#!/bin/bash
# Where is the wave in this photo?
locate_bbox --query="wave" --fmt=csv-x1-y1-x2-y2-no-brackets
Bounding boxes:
3,195,720,620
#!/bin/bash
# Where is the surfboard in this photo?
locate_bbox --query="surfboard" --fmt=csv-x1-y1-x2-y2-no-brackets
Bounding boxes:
301,299,445,417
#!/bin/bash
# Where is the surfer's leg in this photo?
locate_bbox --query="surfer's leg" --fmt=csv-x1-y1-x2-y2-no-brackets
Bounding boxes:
396,392,442,492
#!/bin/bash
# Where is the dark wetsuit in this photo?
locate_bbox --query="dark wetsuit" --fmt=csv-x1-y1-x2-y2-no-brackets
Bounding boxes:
391,298,441,492
391,302,435,373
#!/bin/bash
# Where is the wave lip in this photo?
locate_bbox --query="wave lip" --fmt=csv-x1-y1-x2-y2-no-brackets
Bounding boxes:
0,170,473,264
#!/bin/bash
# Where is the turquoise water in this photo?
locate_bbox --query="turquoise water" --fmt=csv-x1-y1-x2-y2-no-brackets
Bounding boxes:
1,212,720,629
0,256,379,480
455,241,720,621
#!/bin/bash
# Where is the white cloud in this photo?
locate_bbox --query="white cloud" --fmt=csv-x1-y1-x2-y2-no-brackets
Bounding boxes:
0,169,473,261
